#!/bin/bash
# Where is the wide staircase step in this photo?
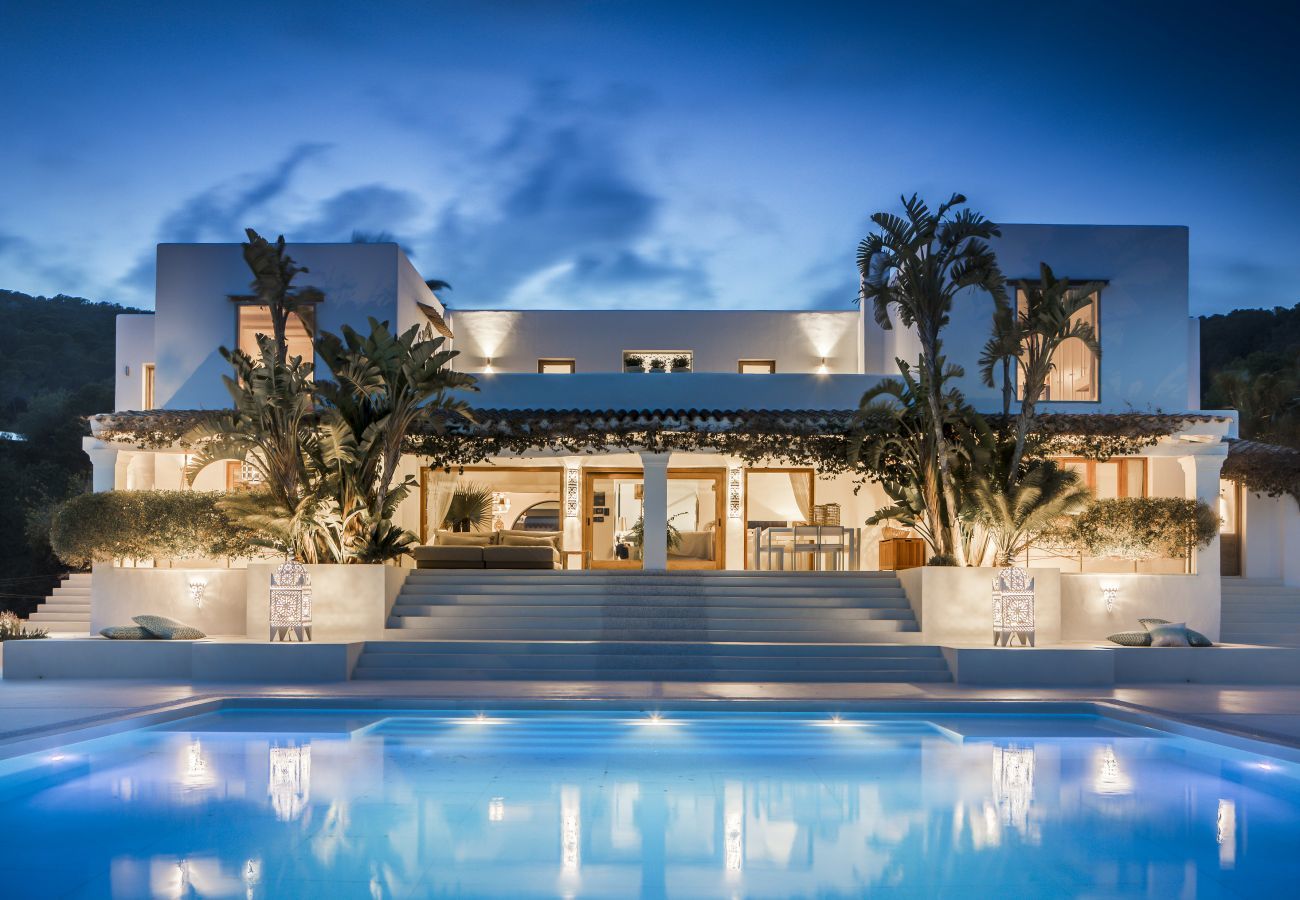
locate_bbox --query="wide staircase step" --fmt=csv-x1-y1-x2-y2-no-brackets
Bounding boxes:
1220,578,1300,646
25,573,93,634
359,570,947,682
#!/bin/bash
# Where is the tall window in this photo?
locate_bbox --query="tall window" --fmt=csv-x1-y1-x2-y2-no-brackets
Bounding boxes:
141,363,156,409
1017,286,1100,402
236,305,315,362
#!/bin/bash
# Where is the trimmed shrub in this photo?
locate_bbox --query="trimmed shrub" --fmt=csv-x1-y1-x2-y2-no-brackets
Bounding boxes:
1045,497,1218,560
0,610,48,641
49,490,259,567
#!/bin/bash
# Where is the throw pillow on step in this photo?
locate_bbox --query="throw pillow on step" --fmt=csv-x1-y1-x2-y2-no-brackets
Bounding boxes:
132,615,206,640
1147,622,1192,647
1140,617,1213,647
100,625,155,640
1107,631,1152,647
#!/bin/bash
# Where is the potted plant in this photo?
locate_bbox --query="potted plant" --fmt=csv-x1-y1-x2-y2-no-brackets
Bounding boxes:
671,355,691,372
624,355,644,373
648,358,667,374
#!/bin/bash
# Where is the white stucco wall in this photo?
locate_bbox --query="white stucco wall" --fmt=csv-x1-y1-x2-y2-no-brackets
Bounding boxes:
447,309,861,375
1060,573,1220,643
898,566,1062,645
245,563,403,642
91,565,248,636
871,224,1192,414
150,242,411,410
114,314,156,411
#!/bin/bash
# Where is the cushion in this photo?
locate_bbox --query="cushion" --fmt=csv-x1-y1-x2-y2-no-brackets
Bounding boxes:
100,625,155,640
1148,622,1191,647
132,615,206,640
500,533,559,548
482,545,560,569
412,545,484,568
495,529,561,550
1107,631,1152,647
435,530,493,546
1140,617,1213,647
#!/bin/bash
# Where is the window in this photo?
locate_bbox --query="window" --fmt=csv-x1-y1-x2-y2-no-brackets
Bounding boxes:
1017,285,1100,402
538,358,576,374
141,363,156,409
1059,457,1146,499
623,351,692,372
738,359,776,374
236,305,315,362
225,460,263,491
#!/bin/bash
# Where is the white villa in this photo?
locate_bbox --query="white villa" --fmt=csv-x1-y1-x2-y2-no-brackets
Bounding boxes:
15,223,1300,685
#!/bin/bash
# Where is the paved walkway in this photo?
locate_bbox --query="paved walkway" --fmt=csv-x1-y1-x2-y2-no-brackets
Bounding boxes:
3,675,1300,756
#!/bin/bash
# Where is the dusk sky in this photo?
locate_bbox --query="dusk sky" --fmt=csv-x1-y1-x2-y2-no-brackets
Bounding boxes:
3,1,1298,315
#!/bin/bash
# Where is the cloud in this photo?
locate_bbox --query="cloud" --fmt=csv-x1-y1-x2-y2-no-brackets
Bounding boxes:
421,83,713,307
291,184,422,249
118,142,329,292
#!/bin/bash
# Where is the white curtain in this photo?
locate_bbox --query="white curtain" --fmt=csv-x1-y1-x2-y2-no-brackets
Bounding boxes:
426,471,460,542
789,471,812,524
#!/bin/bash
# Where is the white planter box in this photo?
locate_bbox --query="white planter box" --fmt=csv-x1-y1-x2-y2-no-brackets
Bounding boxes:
898,566,1062,645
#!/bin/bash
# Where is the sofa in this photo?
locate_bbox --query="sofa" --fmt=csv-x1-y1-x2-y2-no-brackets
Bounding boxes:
413,529,563,570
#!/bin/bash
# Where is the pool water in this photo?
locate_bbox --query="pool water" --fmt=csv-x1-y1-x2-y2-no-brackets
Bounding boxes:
0,709,1297,898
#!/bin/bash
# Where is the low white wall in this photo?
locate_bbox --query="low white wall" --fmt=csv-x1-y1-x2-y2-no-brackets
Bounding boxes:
898,566,1061,645
2,639,362,681
1060,573,1220,643
245,563,394,642
91,565,249,637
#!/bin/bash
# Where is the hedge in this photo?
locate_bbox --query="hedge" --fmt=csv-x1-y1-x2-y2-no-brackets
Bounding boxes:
1045,497,1218,560
50,490,260,567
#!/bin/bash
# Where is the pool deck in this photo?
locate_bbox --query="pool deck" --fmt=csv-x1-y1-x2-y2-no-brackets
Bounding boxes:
4,675,1300,759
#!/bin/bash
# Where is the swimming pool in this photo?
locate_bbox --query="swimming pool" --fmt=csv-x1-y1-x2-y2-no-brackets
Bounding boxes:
0,706,1296,898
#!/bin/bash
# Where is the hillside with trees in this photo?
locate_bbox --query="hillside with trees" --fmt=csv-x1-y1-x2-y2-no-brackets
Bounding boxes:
1201,303,1300,446
0,290,143,613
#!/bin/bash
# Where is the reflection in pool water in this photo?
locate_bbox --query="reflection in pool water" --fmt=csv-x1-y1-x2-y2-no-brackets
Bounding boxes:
0,710,1296,898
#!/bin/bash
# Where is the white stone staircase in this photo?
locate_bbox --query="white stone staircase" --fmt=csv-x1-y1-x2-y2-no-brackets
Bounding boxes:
26,573,92,635
354,570,950,683
1220,578,1300,646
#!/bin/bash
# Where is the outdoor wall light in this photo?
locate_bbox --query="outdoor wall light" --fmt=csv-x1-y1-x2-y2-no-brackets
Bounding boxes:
1101,584,1118,612
483,357,494,373
992,566,1035,647
187,576,207,610
727,466,743,519
816,357,829,375
269,560,312,642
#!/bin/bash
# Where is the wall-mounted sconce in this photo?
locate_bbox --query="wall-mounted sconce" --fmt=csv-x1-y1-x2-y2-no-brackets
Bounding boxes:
727,466,744,519
564,464,581,518
483,357,494,374
816,358,829,375
187,576,208,610
124,365,131,376
1101,584,1118,612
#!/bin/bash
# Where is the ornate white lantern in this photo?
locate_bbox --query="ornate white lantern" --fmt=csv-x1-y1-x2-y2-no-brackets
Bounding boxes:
992,566,1035,647
269,560,312,642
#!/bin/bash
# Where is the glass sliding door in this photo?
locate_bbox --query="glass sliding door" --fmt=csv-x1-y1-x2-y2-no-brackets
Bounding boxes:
666,470,725,570
585,470,644,569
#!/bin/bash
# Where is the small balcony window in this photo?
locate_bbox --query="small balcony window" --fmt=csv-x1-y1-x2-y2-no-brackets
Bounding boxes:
624,351,692,373
738,359,776,374
538,358,576,374
141,363,156,409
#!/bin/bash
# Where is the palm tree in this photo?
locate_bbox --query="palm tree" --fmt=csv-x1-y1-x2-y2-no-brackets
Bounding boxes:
979,263,1102,485
858,194,1006,564
964,459,1091,566
240,229,323,365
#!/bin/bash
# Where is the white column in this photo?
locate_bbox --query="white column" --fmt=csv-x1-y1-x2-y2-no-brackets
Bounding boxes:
125,451,156,490
640,451,671,570
563,457,583,569
84,438,120,493
1180,447,1227,641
